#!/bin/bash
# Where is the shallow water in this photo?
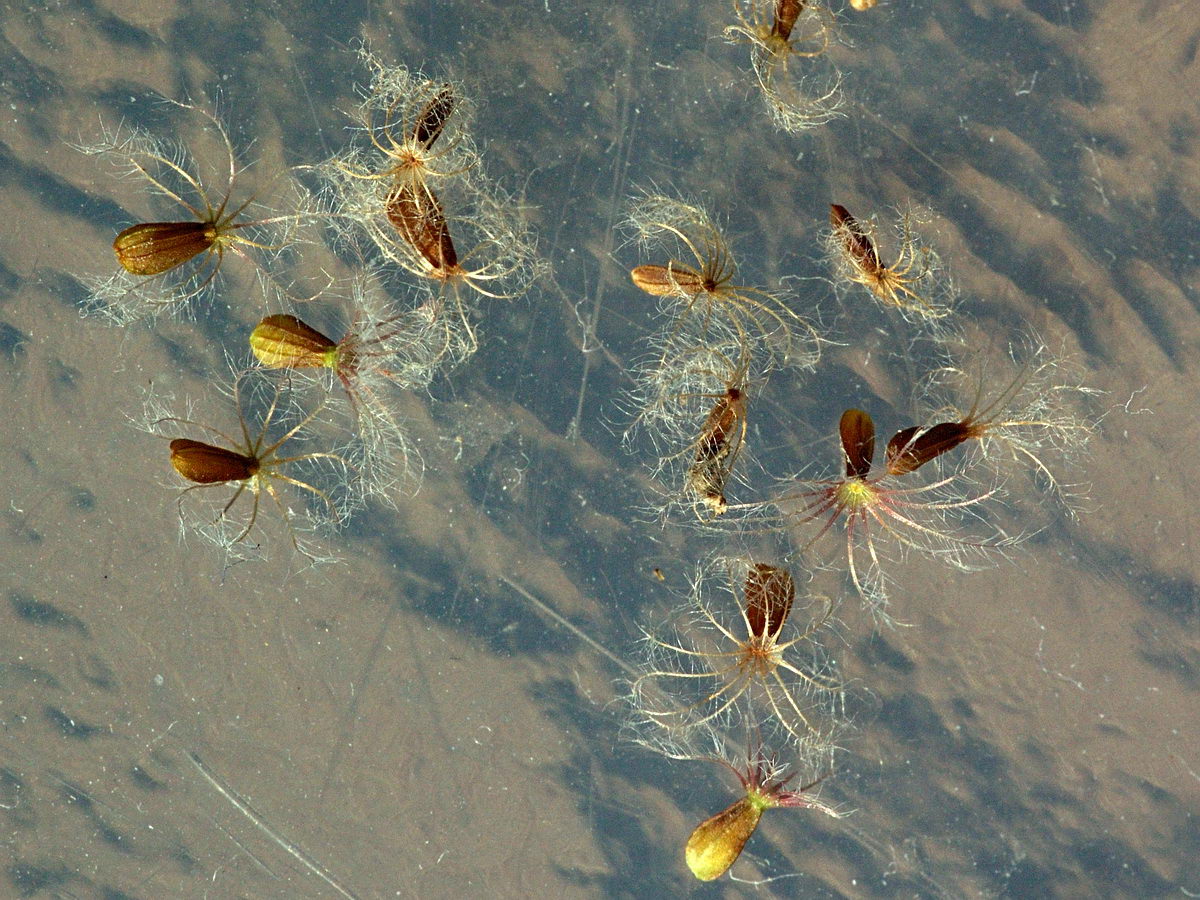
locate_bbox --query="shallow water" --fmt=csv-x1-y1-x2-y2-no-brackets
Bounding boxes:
1,1,1197,897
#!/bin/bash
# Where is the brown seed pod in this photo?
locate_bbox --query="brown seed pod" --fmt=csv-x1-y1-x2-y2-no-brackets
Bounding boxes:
630,263,712,298
884,421,974,476
113,222,217,276
79,100,309,324
386,182,459,272
333,54,478,192
169,438,258,484
152,371,354,561
839,408,875,479
410,84,457,149
827,203,950,317
771,0,806,42
829,204,880,273
724,0,842,134
247,299,434,501
912,337,1100,509
743,563,795,640
626,195,820,370
694,385,746,462
631,557,840,744
686,380,748,515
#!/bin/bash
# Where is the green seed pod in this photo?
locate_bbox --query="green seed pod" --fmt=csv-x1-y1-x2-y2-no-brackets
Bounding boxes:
250,315,339,369
685,790,774,881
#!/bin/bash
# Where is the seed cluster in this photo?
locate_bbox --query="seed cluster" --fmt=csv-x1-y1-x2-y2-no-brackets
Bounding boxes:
613,2,1102,881
80,51,540,564
72,5,1105,884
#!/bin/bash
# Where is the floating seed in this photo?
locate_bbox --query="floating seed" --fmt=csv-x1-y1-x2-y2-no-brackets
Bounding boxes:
829,204,879,273
169,438,258,484
771,0,805,42
686,380,748,515
885,421,973,476
410,84,457,149
386,182,458,272
839,408,875,479
250,314,338,369
743,563,794,640
113,222,217,276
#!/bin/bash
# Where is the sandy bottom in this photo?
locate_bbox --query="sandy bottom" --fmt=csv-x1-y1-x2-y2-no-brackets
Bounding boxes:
1,0,1197,897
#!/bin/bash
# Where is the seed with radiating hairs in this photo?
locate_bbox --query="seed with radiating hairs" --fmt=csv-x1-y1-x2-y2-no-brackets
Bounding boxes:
156,372,352,560
829,204,880,273
624,194,819,371
827,202,949,317
684,758,838,882
80,100,311,324
743,563,794,640
386,182,458,271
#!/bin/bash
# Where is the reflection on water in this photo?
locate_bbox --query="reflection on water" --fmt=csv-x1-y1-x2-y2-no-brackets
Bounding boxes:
2,0,1198,896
